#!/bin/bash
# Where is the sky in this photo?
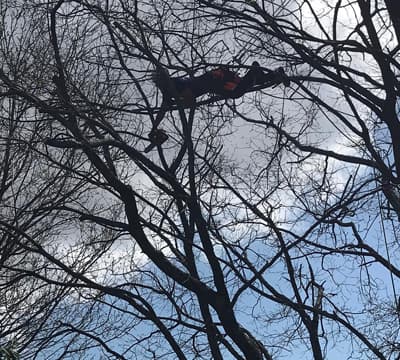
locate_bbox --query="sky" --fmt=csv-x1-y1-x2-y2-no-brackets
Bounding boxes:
2,0,400,359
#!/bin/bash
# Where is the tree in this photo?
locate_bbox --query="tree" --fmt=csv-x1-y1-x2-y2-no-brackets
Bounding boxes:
0,342,19,360
0,0,399,359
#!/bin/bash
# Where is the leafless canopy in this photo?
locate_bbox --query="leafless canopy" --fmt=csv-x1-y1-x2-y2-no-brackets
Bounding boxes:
1,0,400,359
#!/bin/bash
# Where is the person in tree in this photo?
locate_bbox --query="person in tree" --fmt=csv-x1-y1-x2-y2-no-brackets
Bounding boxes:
145,62,290,152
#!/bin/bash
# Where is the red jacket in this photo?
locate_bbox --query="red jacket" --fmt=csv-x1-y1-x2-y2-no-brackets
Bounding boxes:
211,68,241,91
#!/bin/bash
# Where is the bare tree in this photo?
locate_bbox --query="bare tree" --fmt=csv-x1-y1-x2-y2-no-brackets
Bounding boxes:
1,0,399,359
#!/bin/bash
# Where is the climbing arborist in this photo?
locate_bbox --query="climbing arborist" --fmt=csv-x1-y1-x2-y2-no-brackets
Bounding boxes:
145,62,290,152
154,61,289,104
